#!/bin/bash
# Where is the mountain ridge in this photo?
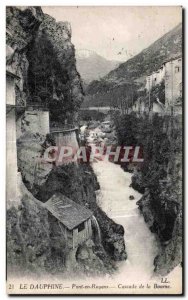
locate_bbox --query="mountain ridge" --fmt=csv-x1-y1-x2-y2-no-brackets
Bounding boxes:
84,23,182,107
105,23,182,82
76,49,119,84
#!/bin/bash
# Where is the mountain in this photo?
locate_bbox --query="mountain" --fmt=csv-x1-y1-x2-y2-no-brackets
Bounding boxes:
84,23,182,107
76,49,119,84
105,23,182,83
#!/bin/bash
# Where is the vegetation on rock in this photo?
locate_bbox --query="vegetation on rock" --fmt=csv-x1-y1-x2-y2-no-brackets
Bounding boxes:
113,112,182,275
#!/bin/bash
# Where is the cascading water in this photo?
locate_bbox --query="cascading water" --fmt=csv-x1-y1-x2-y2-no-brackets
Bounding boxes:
91,215,102,245
93,160,159,282
50,129,79,165
52,130,79,150
92,160,182,292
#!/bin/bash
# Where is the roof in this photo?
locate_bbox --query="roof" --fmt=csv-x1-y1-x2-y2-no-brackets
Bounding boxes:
44,193,93,230
146,55,182,77
162,55,182,65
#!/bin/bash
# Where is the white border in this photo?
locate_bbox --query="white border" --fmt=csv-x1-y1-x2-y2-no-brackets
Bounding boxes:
0,1,186,299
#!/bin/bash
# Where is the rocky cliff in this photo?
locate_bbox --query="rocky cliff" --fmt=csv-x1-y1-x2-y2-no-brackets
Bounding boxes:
7,6,126,277
7,161,125,277
114,112,182,275
6,6,83,125
15,132,126,275
134,116,182,275
9,131,126,276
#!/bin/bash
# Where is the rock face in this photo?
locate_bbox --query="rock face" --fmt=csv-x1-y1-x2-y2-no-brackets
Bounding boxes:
7,6,126,275
34,162,127,265
131,114,182,275
17,132,53,195
7,179,109,277
16,132,127,264
6,7,43,106
113,112,182,275
137,193,182,275
6,6,83,124
7,181,51,275
15,139,127,275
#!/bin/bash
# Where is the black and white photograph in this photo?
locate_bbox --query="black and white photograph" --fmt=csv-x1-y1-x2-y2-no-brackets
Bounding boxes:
6,5,183,295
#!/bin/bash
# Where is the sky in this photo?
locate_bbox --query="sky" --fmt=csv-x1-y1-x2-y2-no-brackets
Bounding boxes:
42,6,182,62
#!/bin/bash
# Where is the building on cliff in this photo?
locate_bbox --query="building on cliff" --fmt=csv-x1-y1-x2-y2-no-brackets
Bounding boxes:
44,193,93,269
6,5,83,148
145,56,182,114
145,66,165,91
164,57,182,114
23,103,50,136
7,45,50,138
132,97,165,115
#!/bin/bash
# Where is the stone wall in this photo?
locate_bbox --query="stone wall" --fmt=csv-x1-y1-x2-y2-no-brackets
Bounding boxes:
24,110,50,135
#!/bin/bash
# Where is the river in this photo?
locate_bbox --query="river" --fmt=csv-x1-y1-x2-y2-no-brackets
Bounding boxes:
93,160,159,282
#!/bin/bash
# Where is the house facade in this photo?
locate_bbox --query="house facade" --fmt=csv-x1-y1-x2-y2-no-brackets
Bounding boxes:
145,56,182,114
164,57,182,113
145,66,165,91
44,193,94,269
132,98,164,115
44,193,93,249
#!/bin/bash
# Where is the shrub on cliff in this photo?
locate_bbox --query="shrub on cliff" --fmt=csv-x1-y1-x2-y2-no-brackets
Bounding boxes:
114,112,182,274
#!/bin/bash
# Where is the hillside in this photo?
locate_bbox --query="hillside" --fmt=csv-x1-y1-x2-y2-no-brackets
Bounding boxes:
106,23,182,82
76,49,119,84
84,23,182,107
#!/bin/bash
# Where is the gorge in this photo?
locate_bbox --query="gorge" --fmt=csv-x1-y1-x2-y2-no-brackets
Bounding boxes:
6,6,126,278
6,6,182,289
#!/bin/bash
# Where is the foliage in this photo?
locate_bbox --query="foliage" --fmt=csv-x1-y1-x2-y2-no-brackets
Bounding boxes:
27,33,75,124
114,113,182,243
114,113,182,200
150,80,165,105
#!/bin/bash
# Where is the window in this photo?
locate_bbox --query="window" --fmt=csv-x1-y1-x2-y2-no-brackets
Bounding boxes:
175,66,180,73
77,222,85,232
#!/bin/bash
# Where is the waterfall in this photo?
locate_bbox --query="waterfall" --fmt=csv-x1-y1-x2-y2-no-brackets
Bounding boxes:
91,215,102,245
80,125,87,133
51,130,78,149
93,160,159,281
51,128,79,165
